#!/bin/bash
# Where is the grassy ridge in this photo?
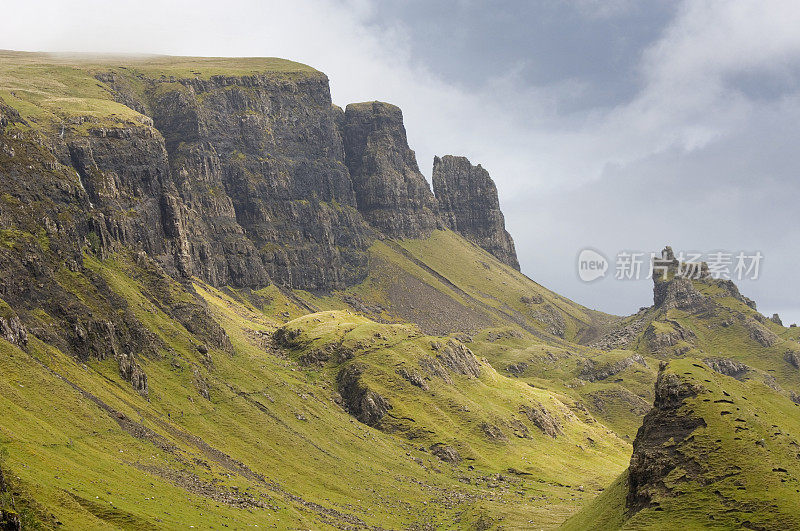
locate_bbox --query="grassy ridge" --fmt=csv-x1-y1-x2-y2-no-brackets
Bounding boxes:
568,359,800,529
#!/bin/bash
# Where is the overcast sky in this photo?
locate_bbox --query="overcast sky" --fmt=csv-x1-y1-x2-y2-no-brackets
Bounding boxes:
3,0,799,323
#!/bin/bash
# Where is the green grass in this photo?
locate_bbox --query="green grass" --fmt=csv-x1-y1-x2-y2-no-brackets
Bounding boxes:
0,50,319,135
568,358,800,529
0,251,633,529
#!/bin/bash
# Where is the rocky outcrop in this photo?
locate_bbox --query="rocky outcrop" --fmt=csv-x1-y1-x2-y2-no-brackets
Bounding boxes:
520,403,562,438
653,276,708,312
580,354,647,382
432,155,519,269
430,443,461,464
785,351,800,369
397,367,429,390
703,357,750,379
746,318,778,347
643,320,695,352
627,367,706,514
591,317,648,351
480,422,508,442
434,340,481,378
343,102,440,238
337,363,391,427
0,303,27,346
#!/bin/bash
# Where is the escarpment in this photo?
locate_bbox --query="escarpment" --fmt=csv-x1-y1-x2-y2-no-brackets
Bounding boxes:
102,70,375,290
0,56,524,394
4,63,521,293
342,101,441,238
432,155,519,269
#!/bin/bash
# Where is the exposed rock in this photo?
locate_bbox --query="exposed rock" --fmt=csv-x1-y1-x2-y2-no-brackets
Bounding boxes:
435,340,481,378
430,443,461,464
343,101,440,238
506,362,528,377
0,99,25,129
16,69,375,294
432,155,519,269
0,311,27,346
273,326,302,349
703,357,750,380
153,74,373,290
746,319,778,347
627,368,706,514
591,318,648,351
580,354,648,382
784,351,800,369
337,363,391,427
643,320,695,352
193,366,211,400
418,355,453,385
480,423,508,442
116,351,149,398
397,367,429,390
521,294,543,305
653,276,708,312
717,280,757,310
771,313,783,326
520,403,562,438
299,348,331,367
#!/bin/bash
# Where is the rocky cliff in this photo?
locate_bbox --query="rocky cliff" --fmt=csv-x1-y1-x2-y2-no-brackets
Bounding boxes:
98,69,374,290
626,366,706,513
432,155,519,269
0,54,527,394
343,101,441,238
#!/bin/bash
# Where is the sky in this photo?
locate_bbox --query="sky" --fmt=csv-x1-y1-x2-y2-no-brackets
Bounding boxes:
3,0,800,323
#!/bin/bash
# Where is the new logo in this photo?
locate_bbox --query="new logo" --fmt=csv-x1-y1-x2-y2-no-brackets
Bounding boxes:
577,248,608,282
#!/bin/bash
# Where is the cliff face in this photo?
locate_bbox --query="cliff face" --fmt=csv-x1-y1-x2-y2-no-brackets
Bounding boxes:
100,70,374,290
432,155,519,269
343,102,440,238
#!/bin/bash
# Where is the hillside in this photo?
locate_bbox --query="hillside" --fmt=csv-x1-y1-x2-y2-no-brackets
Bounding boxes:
0,51,797,529
564,359,800,529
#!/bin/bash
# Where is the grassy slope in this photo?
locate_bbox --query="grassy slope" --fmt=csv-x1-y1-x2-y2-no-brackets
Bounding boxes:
316,231,653,441
0,252,630,529
566,359,800,530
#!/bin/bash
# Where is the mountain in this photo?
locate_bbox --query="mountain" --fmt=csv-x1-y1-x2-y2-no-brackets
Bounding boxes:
0,50,797,529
